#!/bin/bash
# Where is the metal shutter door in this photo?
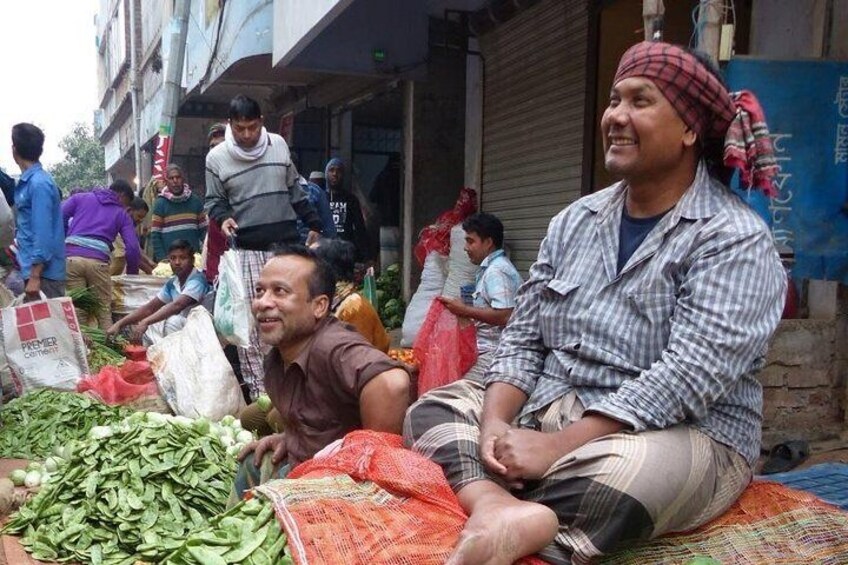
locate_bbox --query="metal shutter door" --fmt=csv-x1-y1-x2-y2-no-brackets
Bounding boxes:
479,0,588,273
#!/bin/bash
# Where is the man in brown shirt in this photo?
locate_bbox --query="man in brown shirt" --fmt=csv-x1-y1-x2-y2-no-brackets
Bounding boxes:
234,245,410,497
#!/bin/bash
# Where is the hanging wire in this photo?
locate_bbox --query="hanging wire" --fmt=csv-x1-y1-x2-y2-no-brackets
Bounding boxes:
690,1,736,50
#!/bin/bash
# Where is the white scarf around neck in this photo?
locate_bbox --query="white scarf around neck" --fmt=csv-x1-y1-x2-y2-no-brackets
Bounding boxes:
225,124,270,161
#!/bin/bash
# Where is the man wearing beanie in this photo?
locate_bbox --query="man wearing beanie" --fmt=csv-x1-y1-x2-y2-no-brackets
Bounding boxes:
325,157,372,263
404,42,786,564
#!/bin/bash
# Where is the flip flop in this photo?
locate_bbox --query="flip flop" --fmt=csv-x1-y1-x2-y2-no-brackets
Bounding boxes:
760,440,810,475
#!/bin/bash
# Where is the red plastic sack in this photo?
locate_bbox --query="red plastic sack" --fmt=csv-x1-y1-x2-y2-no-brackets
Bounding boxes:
413,300,477,396
77,361,158,405
414,187,477,266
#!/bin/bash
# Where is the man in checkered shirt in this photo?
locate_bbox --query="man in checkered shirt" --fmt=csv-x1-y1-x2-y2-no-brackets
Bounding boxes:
404,42,786,565
437,212,523,385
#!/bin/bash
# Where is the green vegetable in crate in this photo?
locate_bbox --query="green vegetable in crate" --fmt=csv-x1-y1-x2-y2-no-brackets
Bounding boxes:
0,389,131,460
2,413,241,564
162,495,292,565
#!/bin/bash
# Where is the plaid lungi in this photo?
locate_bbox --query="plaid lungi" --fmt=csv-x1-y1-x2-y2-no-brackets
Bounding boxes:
228,451,291,508
237,249,274,400
403,379,751,564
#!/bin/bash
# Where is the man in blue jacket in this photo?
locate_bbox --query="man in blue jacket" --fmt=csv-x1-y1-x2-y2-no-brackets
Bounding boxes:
11,123,65,301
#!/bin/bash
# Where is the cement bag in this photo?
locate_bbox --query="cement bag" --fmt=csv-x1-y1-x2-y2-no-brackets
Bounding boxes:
0,294,89,395
401,251,448,347
441,224,478,298
111,274,164,315
213,248,252,346
147,307,245,420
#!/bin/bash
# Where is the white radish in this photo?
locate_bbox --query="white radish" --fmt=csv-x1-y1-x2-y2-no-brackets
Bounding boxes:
24,471,42,489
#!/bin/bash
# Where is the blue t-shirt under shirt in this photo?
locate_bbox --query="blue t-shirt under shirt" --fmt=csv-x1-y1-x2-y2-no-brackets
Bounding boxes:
617,207,669,273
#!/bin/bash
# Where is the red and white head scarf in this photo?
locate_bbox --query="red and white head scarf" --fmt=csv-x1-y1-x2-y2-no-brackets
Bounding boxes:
613,41,778,196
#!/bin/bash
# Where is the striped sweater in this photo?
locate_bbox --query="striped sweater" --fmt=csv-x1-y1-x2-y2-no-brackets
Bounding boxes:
204,133,322,250
149,194,208,261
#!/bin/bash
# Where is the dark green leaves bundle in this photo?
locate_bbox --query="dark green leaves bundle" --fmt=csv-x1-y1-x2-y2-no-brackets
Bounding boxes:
0,389,131,459
163,496,292,565
68,287,104,319
81,325,128,374
3,414,237,564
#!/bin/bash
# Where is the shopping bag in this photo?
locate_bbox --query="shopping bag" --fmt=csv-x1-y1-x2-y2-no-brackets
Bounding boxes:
0,294,89,394
148,307,246,420
413,300,477,396
213,248,252,346
362,266,378,309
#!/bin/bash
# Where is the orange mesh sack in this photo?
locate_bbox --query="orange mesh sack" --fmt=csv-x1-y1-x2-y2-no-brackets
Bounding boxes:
255,431,547,565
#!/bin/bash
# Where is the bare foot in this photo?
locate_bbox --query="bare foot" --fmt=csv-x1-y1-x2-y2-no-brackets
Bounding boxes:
446,497,558,565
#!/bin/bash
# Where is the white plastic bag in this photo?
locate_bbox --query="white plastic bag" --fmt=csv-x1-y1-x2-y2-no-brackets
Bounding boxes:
401,251,448,347
147,307,246,420
441,224,479,298
213,248,252,346
0,294,89,394
111,274,165,315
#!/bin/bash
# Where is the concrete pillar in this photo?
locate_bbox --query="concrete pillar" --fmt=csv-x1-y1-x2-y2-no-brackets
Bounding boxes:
642,0,665,41
697,0,723,62
340,110,353,190
828,0,848,58
401,81,415,303
464,39,483,195
140,148,153,192
750,0,827,58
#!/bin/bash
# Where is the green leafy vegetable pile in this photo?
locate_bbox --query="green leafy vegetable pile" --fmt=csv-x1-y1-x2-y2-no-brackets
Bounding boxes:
0,389,131,460
68,286,105,320
3,412,240,564
374,263,405,329
82,325,128,374
163,495,292,565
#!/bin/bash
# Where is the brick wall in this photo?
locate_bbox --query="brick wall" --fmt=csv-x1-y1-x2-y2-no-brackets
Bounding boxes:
760,285,848,447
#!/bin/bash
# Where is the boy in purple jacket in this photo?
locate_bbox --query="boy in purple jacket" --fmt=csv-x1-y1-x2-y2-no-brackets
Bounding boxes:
63,179,141,329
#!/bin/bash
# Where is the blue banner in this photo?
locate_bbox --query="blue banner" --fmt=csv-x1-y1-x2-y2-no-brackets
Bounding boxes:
725,59,848,283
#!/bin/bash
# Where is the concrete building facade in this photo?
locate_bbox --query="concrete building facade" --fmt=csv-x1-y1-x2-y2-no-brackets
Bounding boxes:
94,0,848,447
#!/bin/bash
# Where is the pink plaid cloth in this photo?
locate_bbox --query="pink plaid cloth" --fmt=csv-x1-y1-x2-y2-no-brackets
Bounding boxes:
614,41,778,196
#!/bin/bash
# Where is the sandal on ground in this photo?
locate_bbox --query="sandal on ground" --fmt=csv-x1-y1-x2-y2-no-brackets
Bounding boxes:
760,440,810,475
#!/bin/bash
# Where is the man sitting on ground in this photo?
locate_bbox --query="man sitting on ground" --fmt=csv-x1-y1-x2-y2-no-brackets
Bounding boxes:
314,238,390,352
437,212,522,383
107,239,209,344
240,238,392,437
404,41,786,564
233,246,410,499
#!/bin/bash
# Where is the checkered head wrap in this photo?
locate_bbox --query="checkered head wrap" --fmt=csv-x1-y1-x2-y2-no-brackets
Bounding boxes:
614,41,735,139
613,41,778,196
